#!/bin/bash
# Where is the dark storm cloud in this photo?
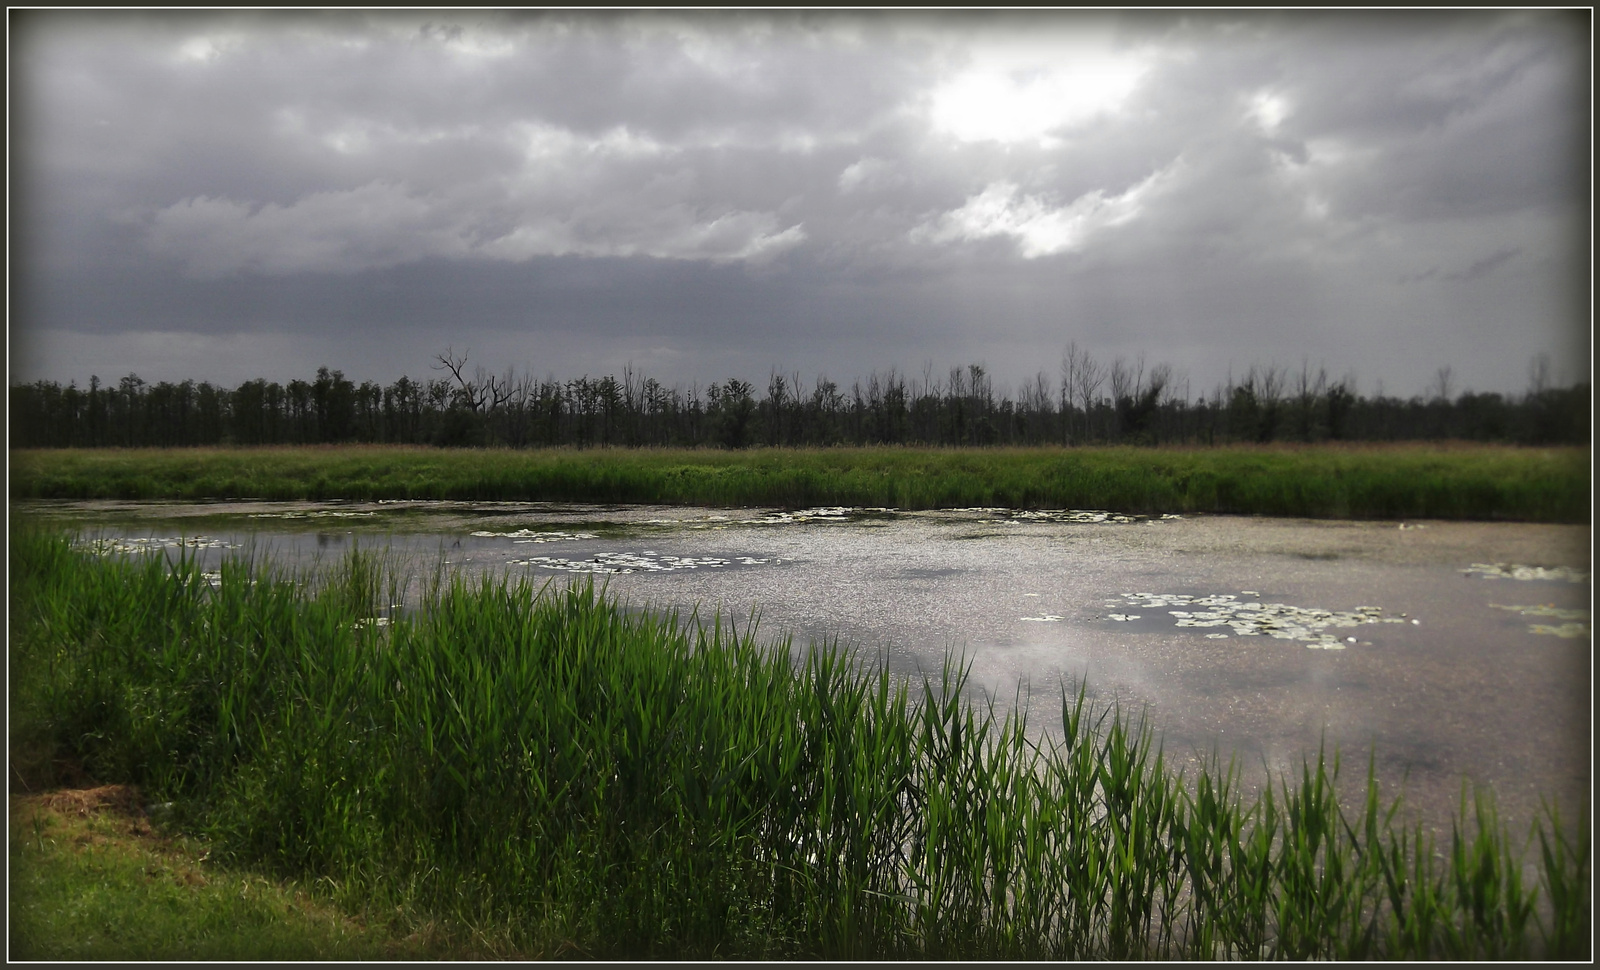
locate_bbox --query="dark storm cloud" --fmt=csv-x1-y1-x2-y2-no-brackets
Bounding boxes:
9,10,1589,396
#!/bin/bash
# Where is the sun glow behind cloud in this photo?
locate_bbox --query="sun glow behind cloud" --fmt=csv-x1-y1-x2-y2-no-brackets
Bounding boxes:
1247,90,1290,131
174,32,243,64
928,36,1151,146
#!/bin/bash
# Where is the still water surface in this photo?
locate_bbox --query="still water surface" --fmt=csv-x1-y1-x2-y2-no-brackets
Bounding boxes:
25,499,1591,837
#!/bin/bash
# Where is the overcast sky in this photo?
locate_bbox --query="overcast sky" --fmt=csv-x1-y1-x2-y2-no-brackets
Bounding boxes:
9,10,1591,399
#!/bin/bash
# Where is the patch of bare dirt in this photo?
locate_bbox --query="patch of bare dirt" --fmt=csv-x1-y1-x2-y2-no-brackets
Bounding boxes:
36,783,143,818
12,783,160,844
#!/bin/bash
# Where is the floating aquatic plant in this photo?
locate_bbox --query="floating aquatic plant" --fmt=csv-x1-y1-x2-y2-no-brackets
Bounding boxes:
1489,603,1589,621
1011,509,1138,524
743,506,887,524
950,507,1155,525
1529,623,1589,639
1488,603,1590,639
247,509,378,519
1462,563,1589,583
79,535,241,555
511,551,779,575
1110,593,1413,649
469,529,600,542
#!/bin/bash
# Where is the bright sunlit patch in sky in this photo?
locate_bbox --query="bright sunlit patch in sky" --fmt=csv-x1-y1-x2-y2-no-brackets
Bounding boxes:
915,164,1172,258
929,38,1150,145
1248,90,1290,131
442,32,516,59
176,34,237,63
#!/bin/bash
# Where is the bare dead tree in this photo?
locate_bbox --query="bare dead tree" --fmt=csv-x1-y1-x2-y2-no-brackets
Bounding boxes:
1430,365,1455,404
1061,342,1082,444
1257,364,1286,406
1148,363,1173,401
433,347,486,411
485,366,514,412
1528,354,1551,397
1294,359,1326,441
1109,354,1149,406
1073,348,1105,443
1251,364,1288,442
1026,370,1052,412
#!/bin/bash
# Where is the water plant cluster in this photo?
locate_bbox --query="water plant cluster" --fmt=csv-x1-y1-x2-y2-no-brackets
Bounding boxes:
506,551,777,574
469,529,600,542
10,353,1589,450
12,443,1589,523
9,529,1588,959
1487,604,1591,640
1110,593,1415,648
79,535,241,556
1463,562,1590,583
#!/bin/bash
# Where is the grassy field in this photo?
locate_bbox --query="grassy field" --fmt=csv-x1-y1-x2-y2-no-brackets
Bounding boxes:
8,442,1591,522
9,529,1589,959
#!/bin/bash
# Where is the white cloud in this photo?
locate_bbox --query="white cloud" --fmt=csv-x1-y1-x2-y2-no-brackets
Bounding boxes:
837,157,895,194
145,183,474,277
518,122,671,161
913,165,1172,258
1267,137,1381,226
477,207,806,263
144,178,805,276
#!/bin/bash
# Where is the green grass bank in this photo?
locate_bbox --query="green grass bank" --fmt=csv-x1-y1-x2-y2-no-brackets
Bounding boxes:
9,529,1589,959
10,785,452,960
9,443,1591,522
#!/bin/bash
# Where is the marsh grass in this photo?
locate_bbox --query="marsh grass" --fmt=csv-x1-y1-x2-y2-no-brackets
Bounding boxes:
10,442,1591,522
8,527,1590,958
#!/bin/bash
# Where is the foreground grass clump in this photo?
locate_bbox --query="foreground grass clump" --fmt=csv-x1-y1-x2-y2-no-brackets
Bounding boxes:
9,442,1591,522
9,529,1590,959
8,785,459,960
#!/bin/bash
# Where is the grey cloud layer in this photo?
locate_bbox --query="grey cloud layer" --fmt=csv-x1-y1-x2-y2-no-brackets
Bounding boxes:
10,10,1589,393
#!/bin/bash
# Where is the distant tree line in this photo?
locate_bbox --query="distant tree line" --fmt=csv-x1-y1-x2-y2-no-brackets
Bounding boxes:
9,347,1589,450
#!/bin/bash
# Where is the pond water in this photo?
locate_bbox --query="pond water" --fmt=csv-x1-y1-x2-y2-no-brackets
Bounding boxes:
21,499,1591,837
